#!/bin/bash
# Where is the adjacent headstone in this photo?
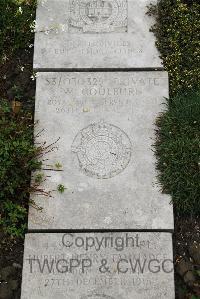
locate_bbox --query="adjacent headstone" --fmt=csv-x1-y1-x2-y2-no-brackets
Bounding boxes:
28,71,173,230
34,0,162,70
21,232,175,299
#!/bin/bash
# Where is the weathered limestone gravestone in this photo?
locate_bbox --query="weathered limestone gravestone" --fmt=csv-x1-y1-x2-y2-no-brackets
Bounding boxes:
28,71,173,230
21,233,174,299
34,0,162,69
21,0,175,298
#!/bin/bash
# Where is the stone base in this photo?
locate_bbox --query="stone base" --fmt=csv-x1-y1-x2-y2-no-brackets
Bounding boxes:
21,232,175,299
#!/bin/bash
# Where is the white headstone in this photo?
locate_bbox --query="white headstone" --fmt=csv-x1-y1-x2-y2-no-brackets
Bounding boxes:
28,71,173,230
34,0,162,70
21,232,175,299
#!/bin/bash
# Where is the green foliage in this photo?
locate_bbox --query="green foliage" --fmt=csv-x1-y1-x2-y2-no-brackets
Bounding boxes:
148,0,200,96
57,184,66,194
0,200,27,238
0,0,36,63
0,101,42,237
149,0,200,216
34,172,44,184
0,0,39,238
10,85,24,101
155,90,200,215
55,162,63,170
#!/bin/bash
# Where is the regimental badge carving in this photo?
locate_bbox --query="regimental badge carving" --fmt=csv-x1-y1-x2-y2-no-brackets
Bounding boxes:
69,0,128,33
72,120,132,179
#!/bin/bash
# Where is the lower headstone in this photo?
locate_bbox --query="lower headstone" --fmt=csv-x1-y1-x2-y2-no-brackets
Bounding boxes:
21,232,175,299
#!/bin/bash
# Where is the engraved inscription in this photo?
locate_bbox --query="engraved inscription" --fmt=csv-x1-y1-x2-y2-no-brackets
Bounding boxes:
82,294,115,299
45,74,164,115
72,120,132,179
53,40,142,56
69,0,128,33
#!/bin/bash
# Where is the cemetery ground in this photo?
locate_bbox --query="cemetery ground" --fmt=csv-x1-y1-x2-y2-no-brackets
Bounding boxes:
0,0,200,298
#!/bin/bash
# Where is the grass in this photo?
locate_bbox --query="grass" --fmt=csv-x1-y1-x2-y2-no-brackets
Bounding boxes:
0,101,43,237
148,0,200,216
0,0,37,237
0,0,36,63
148,0,200,96
155,90,200,215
